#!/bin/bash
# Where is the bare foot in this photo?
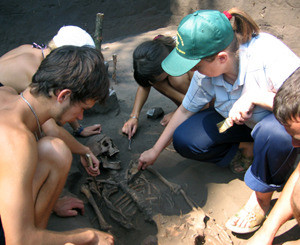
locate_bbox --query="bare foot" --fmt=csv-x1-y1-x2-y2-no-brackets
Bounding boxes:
239,142,254,158
160,112,174,126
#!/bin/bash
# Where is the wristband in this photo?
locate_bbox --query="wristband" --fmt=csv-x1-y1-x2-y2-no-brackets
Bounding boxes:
130,116,138,120
73,124,84,136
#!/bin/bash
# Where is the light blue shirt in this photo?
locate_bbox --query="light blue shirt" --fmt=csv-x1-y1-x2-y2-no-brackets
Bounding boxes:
182,33,300,128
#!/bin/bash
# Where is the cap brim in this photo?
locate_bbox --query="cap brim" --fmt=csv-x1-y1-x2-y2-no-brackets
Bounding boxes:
162,48,201,76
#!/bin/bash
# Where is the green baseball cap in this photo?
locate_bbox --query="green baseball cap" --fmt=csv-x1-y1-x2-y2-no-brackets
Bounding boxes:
162,10,234,76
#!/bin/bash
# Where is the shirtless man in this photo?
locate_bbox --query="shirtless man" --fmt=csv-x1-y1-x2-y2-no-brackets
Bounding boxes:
0,25,106,217
247,67,300,245
0,25,102,137
0,45,114,245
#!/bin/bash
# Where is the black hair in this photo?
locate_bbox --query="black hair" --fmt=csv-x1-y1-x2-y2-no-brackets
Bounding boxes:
133,35,175,87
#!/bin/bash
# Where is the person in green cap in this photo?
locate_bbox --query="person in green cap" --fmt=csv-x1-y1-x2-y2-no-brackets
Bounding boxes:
138,7,300,234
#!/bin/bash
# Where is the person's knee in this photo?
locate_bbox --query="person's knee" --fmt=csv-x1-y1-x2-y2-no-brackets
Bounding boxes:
173,126,196,157
253,116,293,151
38,137,72,172
173,127,209,159
173,127,187,152
291,178,300,225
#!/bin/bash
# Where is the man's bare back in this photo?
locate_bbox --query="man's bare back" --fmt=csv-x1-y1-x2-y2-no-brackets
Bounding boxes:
0,45,46,93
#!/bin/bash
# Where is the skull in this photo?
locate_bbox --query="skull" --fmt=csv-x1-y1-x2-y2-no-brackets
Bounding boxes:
99,136,119,157
86,134,119,157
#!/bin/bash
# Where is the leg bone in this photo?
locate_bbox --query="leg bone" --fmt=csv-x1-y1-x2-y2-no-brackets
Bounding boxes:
81,184,111,231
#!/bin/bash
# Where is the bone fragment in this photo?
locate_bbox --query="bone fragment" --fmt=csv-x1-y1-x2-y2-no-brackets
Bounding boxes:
119,197,132,209
147,167,181,193
147,167,199,210
180,189,198,209
115,177,153,221
101,157,121,170
88,180,102,200
115,195,131,208
81,184,111,231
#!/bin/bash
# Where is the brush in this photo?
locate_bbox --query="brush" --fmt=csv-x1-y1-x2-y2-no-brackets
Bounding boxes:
216,118,232,133
85,153,94,168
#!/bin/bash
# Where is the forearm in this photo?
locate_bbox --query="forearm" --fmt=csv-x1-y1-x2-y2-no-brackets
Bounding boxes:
153,80,184,106
164,89,185,107
130,86,150,118
56,127,90,155
252,90,276,111
153,105,193,153
69,120,81,131
259,163,300,239
42,119,90,155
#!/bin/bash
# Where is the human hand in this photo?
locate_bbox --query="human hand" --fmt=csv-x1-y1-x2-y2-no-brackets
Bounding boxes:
93,230,114,245
53,196,84,217
81,151,100,176
160,112,175,127
138,148,159,170
122,118,138,139
80,124,102,137
228,94,255,125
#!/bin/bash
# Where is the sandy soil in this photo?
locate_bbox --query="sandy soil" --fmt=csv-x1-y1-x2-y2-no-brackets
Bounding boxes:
46,26,300,244
1,1,300,244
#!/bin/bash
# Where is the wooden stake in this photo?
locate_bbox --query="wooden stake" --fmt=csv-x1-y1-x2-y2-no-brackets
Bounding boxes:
112,54,117,83
94,13,104,50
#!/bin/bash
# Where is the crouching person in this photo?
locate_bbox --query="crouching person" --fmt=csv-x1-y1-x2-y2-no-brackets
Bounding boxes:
0,46,114,245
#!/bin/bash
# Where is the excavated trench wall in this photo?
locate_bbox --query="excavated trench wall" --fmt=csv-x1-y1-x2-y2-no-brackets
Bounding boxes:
1,0,299,56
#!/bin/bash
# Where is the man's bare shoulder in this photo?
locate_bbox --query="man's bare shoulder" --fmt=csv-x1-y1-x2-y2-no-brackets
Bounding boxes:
0,89,36,154
0,45,35,59
0,44,43,68
0,119,36,146
0,45,43,92
0,87,19,106
0,121,37,169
